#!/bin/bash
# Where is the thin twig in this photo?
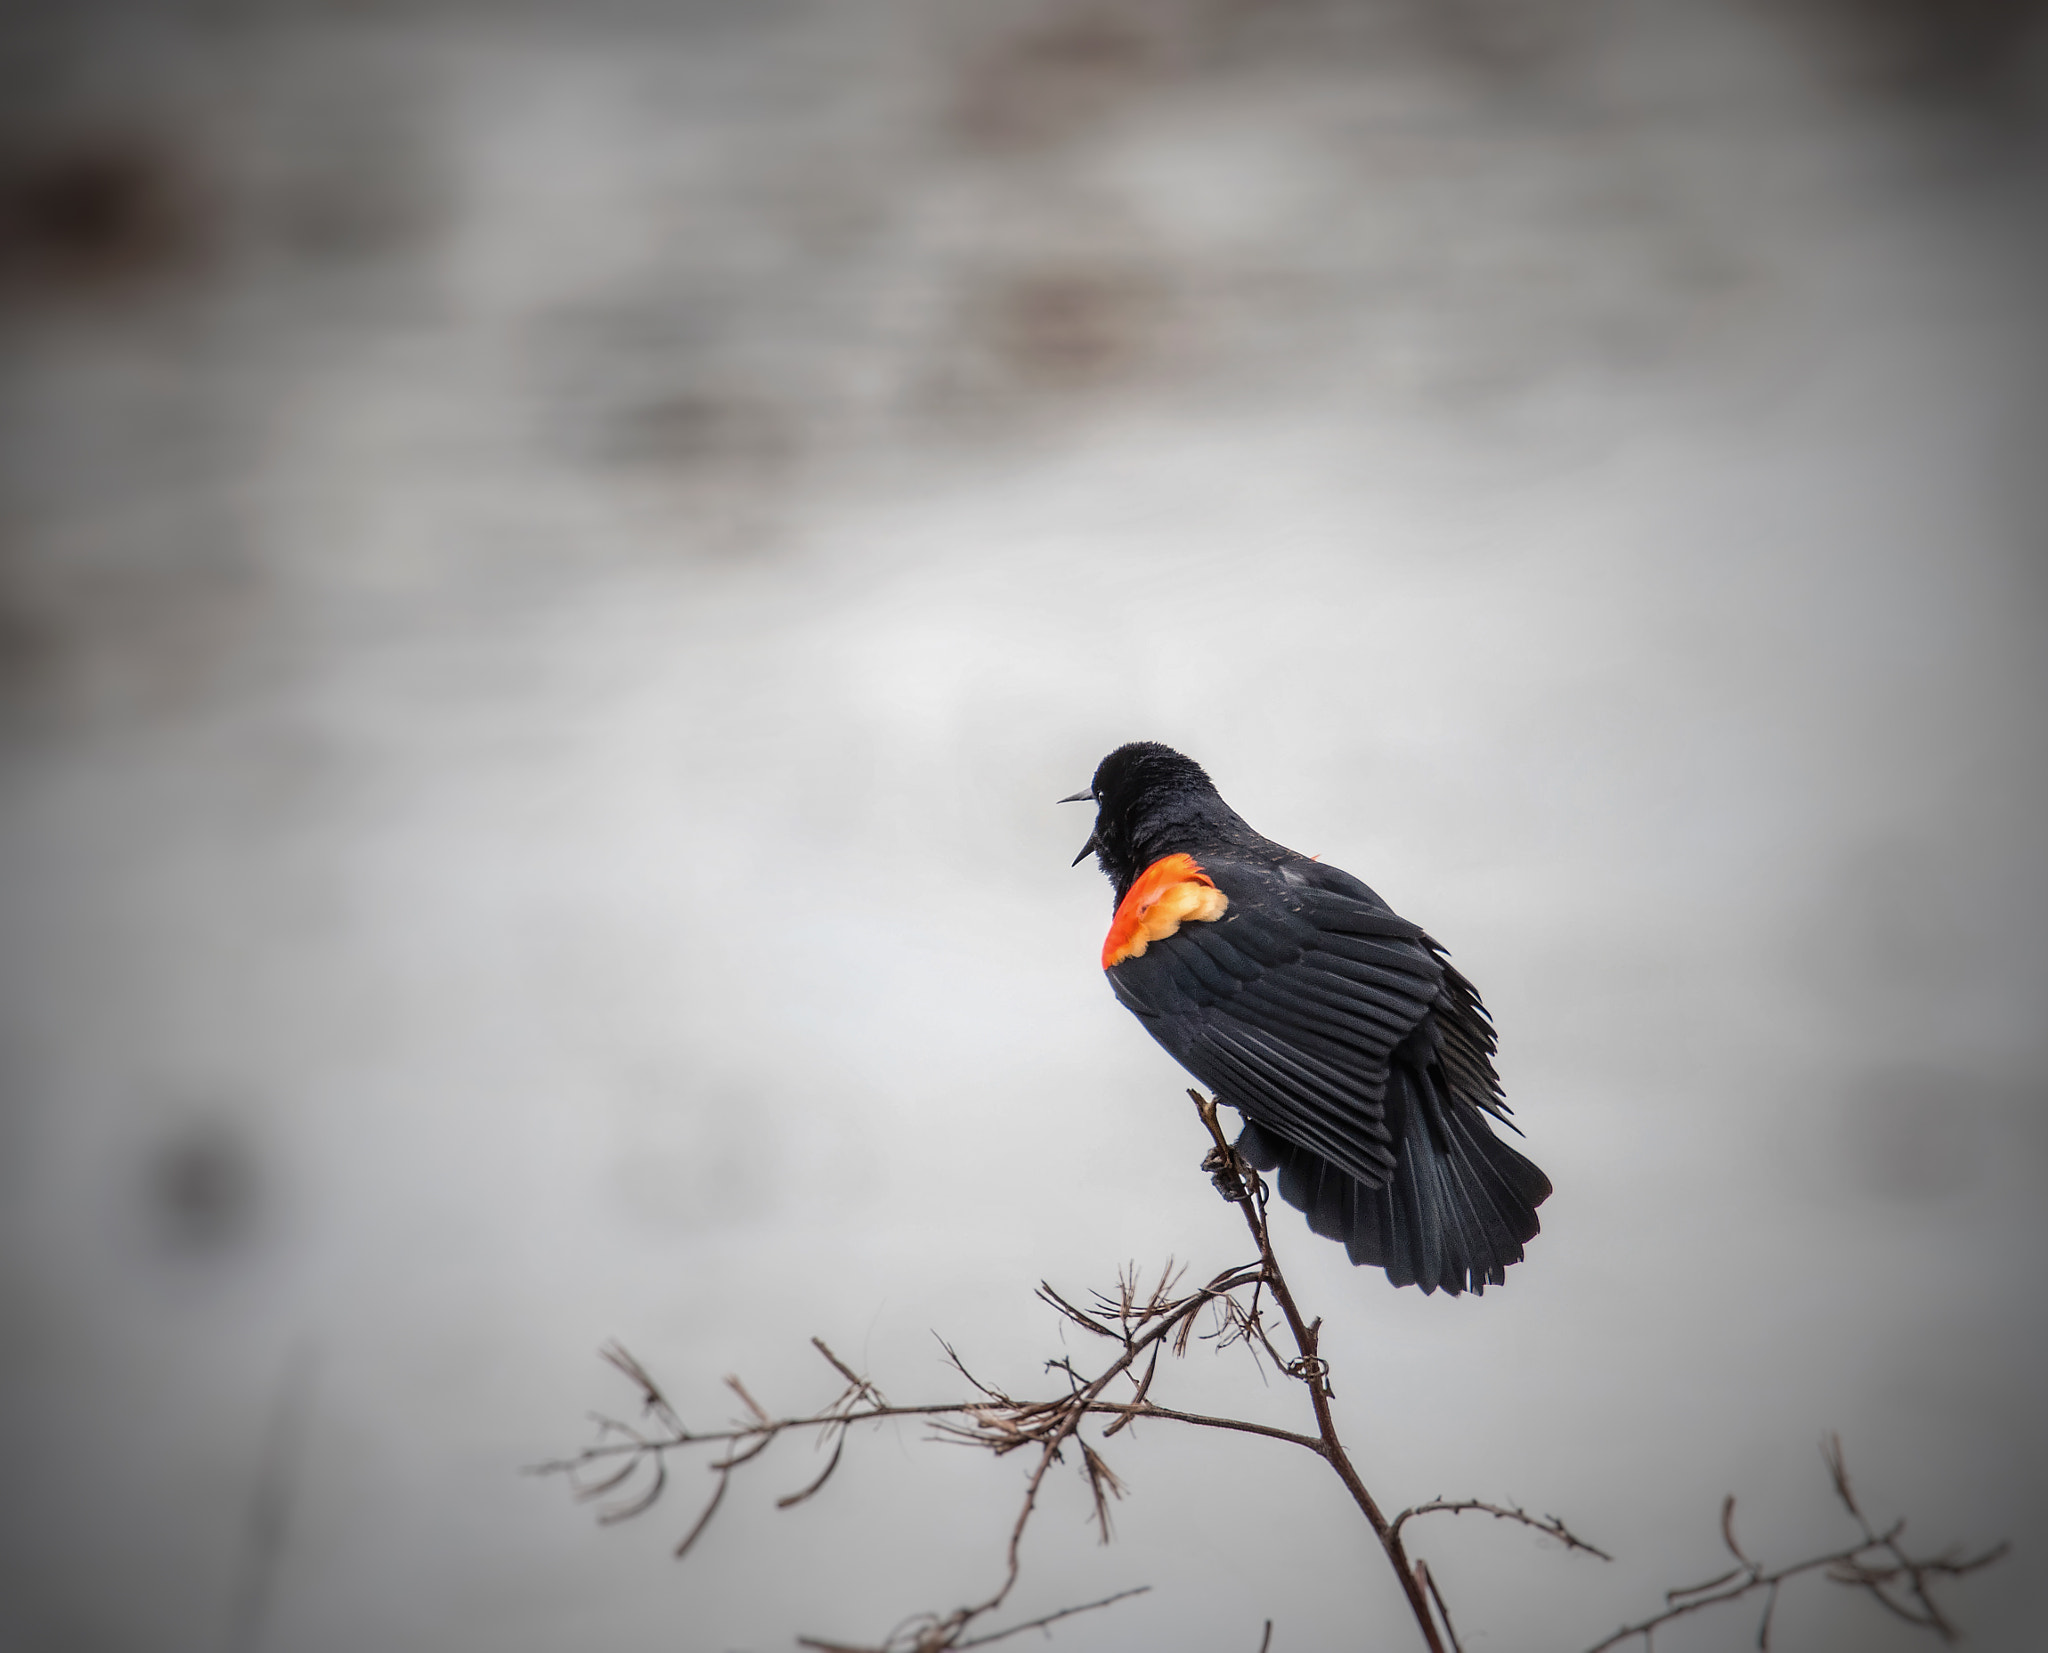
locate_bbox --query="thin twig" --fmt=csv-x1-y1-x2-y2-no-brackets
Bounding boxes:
1100,1343,1161,1438
1583,1439,2007,1652
1418,1561,1464,1653
812,1338,871,1392
951,1586,1153,1649
1392,1498,1612,1561
671,1468,729,1561
775,1431,847,1509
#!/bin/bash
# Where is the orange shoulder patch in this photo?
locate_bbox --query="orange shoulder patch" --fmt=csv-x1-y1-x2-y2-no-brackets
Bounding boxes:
1103,853,1230,969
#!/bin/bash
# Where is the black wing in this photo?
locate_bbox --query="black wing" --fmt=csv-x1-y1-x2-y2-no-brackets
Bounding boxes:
1105,859,1450,1189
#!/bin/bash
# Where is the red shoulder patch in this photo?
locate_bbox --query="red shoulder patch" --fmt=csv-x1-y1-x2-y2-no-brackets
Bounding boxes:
1103,853,1230,969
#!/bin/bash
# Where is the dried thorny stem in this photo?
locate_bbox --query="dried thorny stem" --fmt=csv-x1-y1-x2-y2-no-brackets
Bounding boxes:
1391,1498,1613,1561
533,1248,1278,1648
1583,1435,2009,1652
536,1097,2002,1653
1186,1089,1454,1653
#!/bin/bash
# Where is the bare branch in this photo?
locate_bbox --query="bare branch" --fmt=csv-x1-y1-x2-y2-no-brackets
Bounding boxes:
775,1431,846,1510
545,1097,2001,1653
812,1338,871,1394
1418,1560,1464,1653
672,1468,728,1561
595,1452,668,1526
599,1341,686,1437
1723,1494,1752,1566
1583,1441,2007,1653
1186,1090,1446,1652
1667,1565,1744,1603
934,1336,1007,1404
1392,1499,1612,1562
951,1586,1153,1648
569,1450,645,1505
1036,1282,1122,1342
1100,1344,1161,1438
1078,1441,1126,1543
724,1374,770,1424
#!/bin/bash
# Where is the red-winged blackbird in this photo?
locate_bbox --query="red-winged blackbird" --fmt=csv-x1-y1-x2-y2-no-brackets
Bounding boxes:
1065,741,1550,1295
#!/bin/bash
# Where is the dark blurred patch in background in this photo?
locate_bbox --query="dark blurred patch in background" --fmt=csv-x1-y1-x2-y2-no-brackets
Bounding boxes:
149,1115,260,1252
0,130,213,294
0,3,2043,1651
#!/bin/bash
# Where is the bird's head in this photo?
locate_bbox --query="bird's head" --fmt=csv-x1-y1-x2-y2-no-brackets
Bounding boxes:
1061,741,1228,899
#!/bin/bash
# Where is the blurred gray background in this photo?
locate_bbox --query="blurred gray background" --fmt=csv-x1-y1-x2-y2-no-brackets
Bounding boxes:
1,2,2044,1650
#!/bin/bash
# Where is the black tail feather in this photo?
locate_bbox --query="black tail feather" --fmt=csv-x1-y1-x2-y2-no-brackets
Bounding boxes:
1238,1063,1550,1296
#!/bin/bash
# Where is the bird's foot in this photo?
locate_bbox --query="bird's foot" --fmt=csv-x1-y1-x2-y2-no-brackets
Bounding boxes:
1201,1144,1252,1204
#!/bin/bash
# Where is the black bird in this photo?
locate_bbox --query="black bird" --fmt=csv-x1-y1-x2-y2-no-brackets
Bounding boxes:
1065,741,1549,1295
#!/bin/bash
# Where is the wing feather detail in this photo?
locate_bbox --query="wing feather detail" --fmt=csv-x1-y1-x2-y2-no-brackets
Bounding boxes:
1105,864,1453,1191
1202,1026,1397,1180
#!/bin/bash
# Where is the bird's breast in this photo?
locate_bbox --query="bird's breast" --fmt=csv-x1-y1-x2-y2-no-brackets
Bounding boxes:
1103,853,1230,968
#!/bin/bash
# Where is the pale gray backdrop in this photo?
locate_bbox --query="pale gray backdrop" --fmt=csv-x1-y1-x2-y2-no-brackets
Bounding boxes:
1,3,2043,1651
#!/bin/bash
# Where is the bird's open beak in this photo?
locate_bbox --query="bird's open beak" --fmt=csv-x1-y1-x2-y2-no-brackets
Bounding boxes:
1060,789,1098,865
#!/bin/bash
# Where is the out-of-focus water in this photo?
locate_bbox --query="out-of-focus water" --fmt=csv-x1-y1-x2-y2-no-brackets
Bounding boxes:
1,3,2043,1650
